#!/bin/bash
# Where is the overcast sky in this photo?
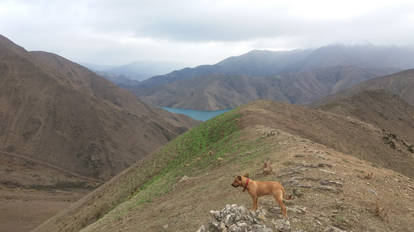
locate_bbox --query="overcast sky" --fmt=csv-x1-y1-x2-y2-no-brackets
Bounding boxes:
1,0,414,67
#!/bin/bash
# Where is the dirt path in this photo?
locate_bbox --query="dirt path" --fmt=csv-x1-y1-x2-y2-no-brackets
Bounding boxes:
0,151,101,183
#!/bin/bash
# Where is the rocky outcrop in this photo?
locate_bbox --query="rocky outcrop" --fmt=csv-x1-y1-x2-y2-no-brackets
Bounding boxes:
196,204,289,232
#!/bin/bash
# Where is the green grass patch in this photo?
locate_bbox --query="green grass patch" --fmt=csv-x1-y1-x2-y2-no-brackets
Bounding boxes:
127,109,243,207
93,108,284,224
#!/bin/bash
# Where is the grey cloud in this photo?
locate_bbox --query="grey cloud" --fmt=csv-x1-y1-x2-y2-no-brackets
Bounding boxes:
1,0,414,65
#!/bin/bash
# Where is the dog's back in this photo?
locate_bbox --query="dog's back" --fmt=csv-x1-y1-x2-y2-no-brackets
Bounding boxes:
254,180,283,196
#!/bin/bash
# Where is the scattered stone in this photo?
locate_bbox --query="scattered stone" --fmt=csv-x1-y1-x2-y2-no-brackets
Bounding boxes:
282,179,299,187
277,171,301,178
293,154,306,158
364,172,373,180
316,154,327,160
292,176,320,182
318,163,333,168
287,206,307,214
315,185,340,193
179,175,190,183
196,225,206,232
272,218,291,232
368,189,377,196
261,128,278,137
324,225,347,232
209,221,220,232
210,210,221,220
252,224,273,232
217,157,224,161
319,180,343,187
198,204,274,232
292,188,303,198
319,169,336,175
163,224,169,229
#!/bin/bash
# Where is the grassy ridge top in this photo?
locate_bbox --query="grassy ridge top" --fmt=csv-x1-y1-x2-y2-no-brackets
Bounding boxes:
34,109,243,232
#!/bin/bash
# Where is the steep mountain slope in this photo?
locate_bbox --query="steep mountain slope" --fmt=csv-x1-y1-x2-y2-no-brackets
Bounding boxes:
34,100,414,232
317,68,414,107
127,45,414,110
0,34,198,180
317,90,414,145
134,65,392,110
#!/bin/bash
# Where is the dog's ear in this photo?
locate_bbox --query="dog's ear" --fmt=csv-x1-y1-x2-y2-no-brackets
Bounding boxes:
243,173,249,178
237,175,242,181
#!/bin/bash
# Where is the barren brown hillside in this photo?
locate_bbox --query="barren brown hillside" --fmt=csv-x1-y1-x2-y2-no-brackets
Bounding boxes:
315,69,414,107
241,101,414,178
125,45,414,110
317,90,414,146
0,34,198,180
34,99,414,232
0,34,198,232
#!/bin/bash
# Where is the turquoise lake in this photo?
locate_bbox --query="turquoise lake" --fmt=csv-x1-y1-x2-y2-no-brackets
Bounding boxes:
162,107,231,121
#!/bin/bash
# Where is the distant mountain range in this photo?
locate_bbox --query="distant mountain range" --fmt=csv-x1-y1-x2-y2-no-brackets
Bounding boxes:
315,68,414,107
83,60,185,84
124,45,414,110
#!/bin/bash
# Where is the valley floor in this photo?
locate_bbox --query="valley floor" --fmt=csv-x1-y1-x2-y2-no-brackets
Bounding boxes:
0,152,97,232
0,187,89,232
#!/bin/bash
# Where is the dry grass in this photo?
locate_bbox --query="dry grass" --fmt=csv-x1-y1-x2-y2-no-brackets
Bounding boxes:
35,102,414,232
374,199,389,222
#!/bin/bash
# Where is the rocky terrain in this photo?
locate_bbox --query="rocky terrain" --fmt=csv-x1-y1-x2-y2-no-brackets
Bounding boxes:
33,98,414,232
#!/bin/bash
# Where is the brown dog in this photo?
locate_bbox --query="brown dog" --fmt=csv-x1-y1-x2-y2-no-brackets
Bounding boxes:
231,174,289,218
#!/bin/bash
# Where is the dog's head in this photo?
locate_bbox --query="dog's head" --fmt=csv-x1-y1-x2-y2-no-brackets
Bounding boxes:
231,173,249,188
231,175,242,188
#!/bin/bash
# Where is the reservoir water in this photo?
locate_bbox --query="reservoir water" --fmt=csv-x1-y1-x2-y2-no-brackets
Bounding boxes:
162,107,231,121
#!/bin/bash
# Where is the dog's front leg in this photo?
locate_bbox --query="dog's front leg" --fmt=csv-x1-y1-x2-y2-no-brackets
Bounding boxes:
251,196,258,211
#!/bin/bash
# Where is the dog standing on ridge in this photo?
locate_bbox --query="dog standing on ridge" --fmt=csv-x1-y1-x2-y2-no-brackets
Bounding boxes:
231,173,290,218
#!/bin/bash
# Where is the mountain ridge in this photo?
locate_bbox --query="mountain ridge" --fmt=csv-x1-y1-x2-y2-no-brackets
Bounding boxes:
34,95,414,232
125,45,414,110
315,68,414,107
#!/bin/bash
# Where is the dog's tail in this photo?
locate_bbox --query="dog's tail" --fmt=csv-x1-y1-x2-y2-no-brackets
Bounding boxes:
282,186,292,200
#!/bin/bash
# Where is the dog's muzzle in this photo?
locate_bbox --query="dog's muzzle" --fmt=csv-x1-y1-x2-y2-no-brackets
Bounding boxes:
231,183,239,188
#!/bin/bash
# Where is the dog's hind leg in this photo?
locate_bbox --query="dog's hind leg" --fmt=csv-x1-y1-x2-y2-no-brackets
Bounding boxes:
274,190,287,218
